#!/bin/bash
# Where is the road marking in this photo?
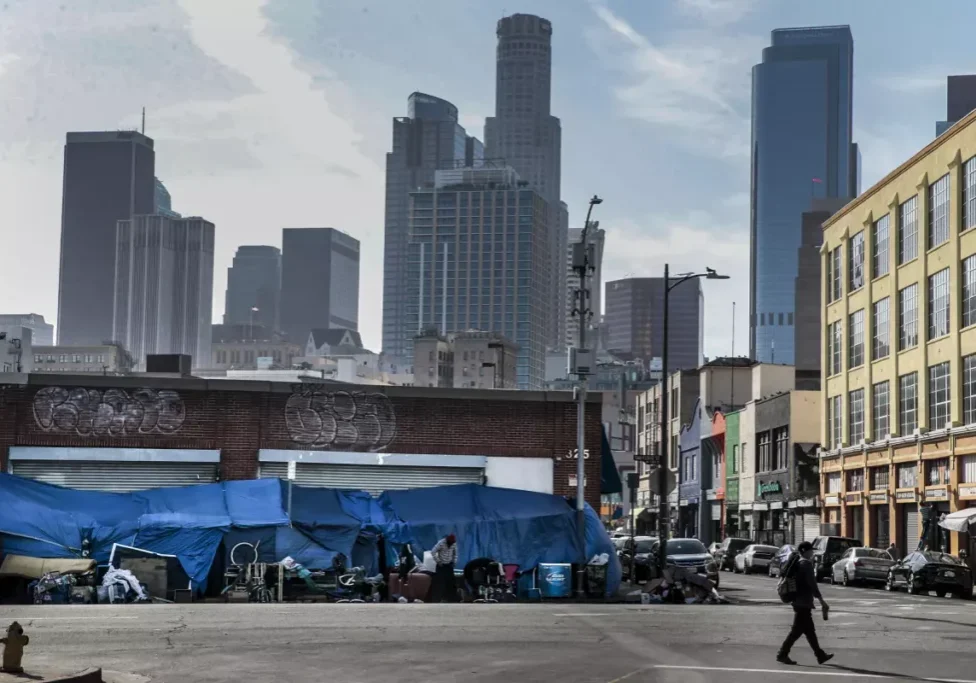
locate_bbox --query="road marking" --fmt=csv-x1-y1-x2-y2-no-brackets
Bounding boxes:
4,616,140,621
651,665,976,682
555,612,616,617
605,667,647,683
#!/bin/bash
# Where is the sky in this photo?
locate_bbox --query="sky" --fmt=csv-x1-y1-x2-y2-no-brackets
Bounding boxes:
0,0,971,360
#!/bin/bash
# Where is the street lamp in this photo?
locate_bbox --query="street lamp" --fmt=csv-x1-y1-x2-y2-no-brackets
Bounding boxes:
656,264,729,576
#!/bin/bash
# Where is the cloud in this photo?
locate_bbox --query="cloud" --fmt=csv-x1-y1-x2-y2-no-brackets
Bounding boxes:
587,3,761,161
876,72,947,94
675,0,760,26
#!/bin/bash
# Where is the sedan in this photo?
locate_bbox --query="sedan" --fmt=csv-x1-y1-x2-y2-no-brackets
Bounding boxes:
830,547,894,586
733,544,779,574
768,545,795,578
886,550,974,598
618,536,658,583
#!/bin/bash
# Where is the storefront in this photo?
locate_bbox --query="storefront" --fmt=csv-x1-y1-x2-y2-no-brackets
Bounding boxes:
844,492,864,541
923,488,951,553
755,475,789,546
706,491,722,543
788,498,820,544
822,494,841,536
896,490,919,558
868,492,890,548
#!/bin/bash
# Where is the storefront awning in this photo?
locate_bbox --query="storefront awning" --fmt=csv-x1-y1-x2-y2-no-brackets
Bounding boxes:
939,508,976,533
601,426,622,495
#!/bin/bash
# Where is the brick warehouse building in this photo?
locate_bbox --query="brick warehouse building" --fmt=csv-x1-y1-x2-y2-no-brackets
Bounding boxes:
0,374,602,506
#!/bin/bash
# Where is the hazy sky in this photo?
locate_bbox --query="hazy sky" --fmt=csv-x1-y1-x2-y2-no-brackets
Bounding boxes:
0,0,971,358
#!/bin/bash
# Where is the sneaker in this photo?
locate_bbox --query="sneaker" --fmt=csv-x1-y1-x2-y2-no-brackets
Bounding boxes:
817,653,834,665
776,654,797,666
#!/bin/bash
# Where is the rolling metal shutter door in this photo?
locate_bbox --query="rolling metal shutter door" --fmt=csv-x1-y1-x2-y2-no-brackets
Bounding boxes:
803,512,820,542
11,461,218,492
259,462,484,495
903,504,919,551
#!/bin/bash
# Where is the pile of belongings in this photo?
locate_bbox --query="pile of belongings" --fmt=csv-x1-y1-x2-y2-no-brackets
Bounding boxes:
639,566,729,605
99,567,148,604
31,572,77,605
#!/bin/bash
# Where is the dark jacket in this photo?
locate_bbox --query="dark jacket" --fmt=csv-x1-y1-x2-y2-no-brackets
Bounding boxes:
791,557,822,609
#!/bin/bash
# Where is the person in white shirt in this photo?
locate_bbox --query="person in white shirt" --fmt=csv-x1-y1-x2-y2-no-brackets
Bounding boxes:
430,534,458,602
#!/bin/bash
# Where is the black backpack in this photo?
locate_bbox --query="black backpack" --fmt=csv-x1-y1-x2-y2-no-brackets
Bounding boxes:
776,552,799,603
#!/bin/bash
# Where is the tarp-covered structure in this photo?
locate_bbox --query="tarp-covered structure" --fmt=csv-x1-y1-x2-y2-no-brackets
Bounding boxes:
0,473,621,596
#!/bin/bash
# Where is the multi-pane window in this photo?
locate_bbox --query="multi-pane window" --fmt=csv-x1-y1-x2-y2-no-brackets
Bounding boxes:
828,246,842,303
928,174,950,249
848,388,865,445
897,463,917,489
899,195,918,264
963,255,976,328
849,231,865,291
828,395,842,450
849,309,865,368
846,469,865,492
731,444,739,474
872,297,890,360
828,320,842,375
928,361,951,430
965,354,976,425
757,431,772,472
872,381,890,442
898,283,918,350
872,214,890,278
899,372,918,435
928,268,950,339
827,472,842,493
965,156,976,231
870,465,889,491
773,426,789,470
926,458,950,486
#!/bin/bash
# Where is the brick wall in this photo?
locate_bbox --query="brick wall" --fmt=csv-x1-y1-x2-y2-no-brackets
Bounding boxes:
0,376,603,506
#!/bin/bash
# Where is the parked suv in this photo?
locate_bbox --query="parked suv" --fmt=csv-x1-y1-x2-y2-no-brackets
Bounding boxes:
715,537,751,571
811,536,860,581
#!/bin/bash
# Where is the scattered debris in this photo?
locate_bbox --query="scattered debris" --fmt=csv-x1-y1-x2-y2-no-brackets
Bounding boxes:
639,567,729,605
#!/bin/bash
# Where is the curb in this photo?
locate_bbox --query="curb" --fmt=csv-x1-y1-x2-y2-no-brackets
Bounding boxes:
46,667,103,683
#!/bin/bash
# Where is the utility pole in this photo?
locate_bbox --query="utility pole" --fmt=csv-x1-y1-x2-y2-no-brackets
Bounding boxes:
570,195,603,598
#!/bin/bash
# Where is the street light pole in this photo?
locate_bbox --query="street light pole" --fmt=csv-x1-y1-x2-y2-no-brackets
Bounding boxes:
572,194,603,599
656,264,729,577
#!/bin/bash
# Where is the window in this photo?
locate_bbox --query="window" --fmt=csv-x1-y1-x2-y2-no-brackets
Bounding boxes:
872,297,890,360
828,320,842,375
927,458,950,486
848,388,865,445
846,469,865,492
872,214,890,278
827,472,842,493
848,231,865,291
898,283,918,350
773,426,789,470
928,268,950,339
965,354,976,425
849,309,865,368
928,174,950,249
758,431,772,472
899,195,918,264
897,463,917,489
928,361,951,430
965,156,976,231
828,246,842,302
828,395,842,449
870,465,890,490
873,381,890,442
964,255,976,328
899,372,918,435
731,444,739,474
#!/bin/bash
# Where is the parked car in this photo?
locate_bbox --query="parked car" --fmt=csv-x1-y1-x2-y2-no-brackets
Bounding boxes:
707,542,722,558
715,537,751,571
618,536,658,583
885,551,974,598
655,538,720,588
829,547,895,586
811,536,861,581
733,544,779,574
768,544,795,578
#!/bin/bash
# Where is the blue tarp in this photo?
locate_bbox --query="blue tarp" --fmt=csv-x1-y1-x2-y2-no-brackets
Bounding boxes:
0,473,621,596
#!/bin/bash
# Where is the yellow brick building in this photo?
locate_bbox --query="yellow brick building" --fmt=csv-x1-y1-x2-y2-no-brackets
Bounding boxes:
821,109,976,557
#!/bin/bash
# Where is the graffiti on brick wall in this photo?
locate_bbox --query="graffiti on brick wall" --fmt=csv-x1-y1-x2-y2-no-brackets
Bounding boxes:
284,387,396,451
32,387,186,437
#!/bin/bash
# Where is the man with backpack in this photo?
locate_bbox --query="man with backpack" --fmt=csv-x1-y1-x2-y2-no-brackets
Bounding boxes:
777,541,834,666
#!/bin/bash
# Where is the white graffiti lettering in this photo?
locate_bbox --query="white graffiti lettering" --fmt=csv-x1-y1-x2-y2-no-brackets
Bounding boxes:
284,387,396,451
32,386,186,437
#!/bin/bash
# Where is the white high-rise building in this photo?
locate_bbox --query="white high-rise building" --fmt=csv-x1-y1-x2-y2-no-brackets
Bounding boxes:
565,225,605,350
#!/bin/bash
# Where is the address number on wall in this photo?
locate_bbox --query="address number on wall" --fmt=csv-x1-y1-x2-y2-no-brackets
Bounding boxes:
566,449,592,459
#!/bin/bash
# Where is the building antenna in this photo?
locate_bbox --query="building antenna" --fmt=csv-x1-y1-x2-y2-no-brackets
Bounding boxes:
141,107,146,135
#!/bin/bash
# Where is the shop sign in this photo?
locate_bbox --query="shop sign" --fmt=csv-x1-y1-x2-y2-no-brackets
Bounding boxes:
925,486,948,502
759,481,782,497
895,490,917,503
770,501,784,510
568,476,588,487
706,490,719,501
959,485,976,499
868,492,888,504
679,499,689,506
824,494,840,506
845,492,862,505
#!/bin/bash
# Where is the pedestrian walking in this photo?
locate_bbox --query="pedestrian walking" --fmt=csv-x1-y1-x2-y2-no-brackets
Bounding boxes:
886,542,899,562
777,541,834,666
431,533,458,603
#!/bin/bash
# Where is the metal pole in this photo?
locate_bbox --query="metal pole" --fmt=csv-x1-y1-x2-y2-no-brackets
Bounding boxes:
575,245,588,599
657,263,670,576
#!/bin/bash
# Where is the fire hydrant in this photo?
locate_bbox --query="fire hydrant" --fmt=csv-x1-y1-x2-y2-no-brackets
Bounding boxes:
1,621,29,673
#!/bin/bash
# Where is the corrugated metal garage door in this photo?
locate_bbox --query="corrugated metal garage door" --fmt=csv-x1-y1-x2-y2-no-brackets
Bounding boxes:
803,512,820,542
11,461,218,492
259,462,484,495
902,504,919,555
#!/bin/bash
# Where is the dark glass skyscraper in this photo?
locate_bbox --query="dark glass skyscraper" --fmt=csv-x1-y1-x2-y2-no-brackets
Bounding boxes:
58,131,155,345
224,245,281,333
749,26,857,365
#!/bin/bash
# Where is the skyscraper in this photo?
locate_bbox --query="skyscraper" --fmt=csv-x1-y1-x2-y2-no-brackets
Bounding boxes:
565,225,605,350
936,75,976,137
407,166,551,389
224,245,281,333
154,178,181,218
0,314,54,346
604,277,702,371
382,92,475,362
113,215,215,369
280,228,360,345
485,13,565,353
58,131,155,346
750,26,857,365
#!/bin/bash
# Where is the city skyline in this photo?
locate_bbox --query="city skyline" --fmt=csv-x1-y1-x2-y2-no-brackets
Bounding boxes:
3,1,976,359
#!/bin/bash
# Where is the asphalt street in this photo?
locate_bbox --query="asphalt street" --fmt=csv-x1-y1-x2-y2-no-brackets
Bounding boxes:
1,573,976,683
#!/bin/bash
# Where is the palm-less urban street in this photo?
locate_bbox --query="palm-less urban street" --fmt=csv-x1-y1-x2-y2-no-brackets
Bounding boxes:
4,573,975,683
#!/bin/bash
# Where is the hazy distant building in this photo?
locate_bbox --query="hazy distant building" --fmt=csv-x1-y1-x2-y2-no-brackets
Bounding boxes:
113,215,215,369
224,245,281,334
32,343,131,375
936,75,976,137
154,178,181,218
0,314,54,346
382,92,477,362
58,131,156,346
605,277,703,372
407,166,551,389
565,225,605,349
280,228,359,344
